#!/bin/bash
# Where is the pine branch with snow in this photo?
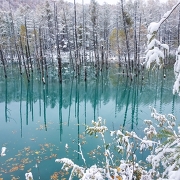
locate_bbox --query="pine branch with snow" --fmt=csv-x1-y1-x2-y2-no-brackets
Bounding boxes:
144,23,168,69
144,2,180,69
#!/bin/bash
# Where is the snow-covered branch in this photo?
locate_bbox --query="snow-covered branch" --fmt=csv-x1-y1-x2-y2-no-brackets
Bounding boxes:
55,109,180,180
173,46,180,95
144,1,180,69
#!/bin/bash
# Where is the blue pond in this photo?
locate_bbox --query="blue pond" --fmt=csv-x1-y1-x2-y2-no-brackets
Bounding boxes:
0,64,179,179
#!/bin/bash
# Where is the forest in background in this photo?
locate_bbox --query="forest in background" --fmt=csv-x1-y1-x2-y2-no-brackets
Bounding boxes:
0,0,179,81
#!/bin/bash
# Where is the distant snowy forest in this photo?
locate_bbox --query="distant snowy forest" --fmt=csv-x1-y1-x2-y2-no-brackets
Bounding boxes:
0,0,179,78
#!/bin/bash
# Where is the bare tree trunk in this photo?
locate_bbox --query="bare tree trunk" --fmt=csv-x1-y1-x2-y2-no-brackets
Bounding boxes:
82,0,87,80
74,0,79,70
33,20,40,71
54,2,62,82
120,0,131,70
25,45,30,76
137,14,141,67
10,10,22,75
42,29,48,78
39,27,45,84
19,35,30,82
116,9,121,65
25,17,33,72
133,1,138,67
63,8,74,70
6,13,14,66
0,46,7,78
82,0,86,64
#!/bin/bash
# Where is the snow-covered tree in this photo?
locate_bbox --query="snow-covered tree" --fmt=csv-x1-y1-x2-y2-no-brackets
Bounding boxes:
144,1,180,69
55,108,180,180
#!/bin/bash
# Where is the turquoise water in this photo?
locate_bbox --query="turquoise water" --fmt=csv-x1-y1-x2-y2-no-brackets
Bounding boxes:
0,64,179,179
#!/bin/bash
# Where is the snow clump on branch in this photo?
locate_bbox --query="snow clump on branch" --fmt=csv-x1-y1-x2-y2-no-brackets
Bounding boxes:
144,2,180,69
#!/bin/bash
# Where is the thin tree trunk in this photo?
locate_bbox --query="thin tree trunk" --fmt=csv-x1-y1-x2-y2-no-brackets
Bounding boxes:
25,45,30,76
133,1,138,67
63,8,74,69
33,20,40,71
10,11,22,74
120,0,131,70
19,35,30,82
116,9,121,65
0,47,7,78
82,0,86,64
39,27,45,84
74,0,79,68
54,2,62,82
25,17,33,72
137,14,141,67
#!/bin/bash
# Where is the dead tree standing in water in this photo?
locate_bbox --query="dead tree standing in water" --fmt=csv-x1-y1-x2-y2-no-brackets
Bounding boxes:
54,1,62,82
120,0,131,73
74,0,79,75
25,17,33,72
0,46,7,78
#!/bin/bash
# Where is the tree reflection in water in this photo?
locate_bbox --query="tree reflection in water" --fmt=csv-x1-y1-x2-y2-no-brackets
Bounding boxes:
0,63,179,179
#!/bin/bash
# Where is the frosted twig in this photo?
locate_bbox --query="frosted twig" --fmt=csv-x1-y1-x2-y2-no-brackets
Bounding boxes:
74,143,86,166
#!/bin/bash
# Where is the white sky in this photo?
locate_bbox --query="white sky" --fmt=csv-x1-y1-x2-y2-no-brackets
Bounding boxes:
65,0,167,5
65,0,119,5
